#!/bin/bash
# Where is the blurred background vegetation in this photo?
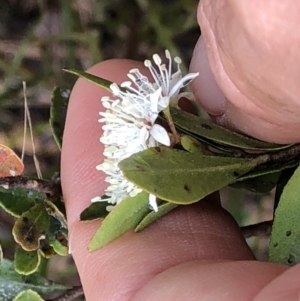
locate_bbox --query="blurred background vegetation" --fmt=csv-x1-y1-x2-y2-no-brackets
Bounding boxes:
0,0,273,297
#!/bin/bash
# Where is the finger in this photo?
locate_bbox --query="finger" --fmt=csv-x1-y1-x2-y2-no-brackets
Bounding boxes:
132,261,288,301
191,0,300,143
254,263,300,300
61,59,255,301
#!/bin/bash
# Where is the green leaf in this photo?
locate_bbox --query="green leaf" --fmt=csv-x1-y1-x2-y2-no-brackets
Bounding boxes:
48,239,68,257
0,259,69,300
47,217,68,256
135,201,177,232
89,191,151,251
0,186,43,217
171,107,290,151
14,246,41,275
180,135,211,155
269,165,300,266
38,240,56,259
80,201,109,221
12,203,50,251
231,172,281,193
119,147,265,204
274,167,298,211
50,87,70,150
236,157,300,182
44,200,67,230
63,69,112,91
13,290,44,301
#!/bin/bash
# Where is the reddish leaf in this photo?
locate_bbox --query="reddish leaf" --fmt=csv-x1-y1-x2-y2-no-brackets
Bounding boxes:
0,144,24,177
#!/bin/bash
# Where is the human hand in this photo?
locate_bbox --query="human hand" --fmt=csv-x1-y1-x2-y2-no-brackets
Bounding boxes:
61,1,300,300
191,0,300,144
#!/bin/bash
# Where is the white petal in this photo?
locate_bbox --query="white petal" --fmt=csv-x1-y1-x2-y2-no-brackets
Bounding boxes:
149,87,162,113
149,194,158,212
139,126,150,145
158,96,170,111
96,50,197,213
169,72,199,97
150,124,170,146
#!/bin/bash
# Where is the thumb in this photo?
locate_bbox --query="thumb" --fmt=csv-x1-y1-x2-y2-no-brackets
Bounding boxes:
190,0,300,144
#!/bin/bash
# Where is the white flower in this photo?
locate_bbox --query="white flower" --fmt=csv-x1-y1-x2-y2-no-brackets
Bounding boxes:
94,49,199,212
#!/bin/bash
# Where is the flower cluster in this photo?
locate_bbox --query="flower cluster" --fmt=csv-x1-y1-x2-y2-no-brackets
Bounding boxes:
93,50,198,212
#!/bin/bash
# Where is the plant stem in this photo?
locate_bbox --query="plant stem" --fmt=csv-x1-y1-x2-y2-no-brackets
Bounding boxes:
267,143,300,163
0,176,62,200
51,286,84,301
162,107,180,143
241,220,273,238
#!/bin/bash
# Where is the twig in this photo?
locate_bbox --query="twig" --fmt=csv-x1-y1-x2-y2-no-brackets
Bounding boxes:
0,176,62,200
52,286,84,301
241,220,273,238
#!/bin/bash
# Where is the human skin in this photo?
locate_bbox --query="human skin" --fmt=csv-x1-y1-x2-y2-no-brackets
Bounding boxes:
61,1,300,300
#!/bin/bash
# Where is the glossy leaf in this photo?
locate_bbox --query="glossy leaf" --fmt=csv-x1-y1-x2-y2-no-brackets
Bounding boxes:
0,186,43,217
135,201,177,232
50,87,70,150
63,69,112,91
13,203,50,251
119,147,265,204
269,165,300,266
0,259,69,300
80,201,109,221
89,191,151,251
14,246,41,275
171,107,290,151
13,290,44,301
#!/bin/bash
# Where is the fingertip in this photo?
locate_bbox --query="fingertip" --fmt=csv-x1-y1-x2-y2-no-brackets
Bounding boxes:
254,263,300,300
190,37,226,116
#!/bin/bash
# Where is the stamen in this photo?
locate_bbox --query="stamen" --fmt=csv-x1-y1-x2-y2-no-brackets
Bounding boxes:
153,54,162,65
144,60,152,68
95,49,198,212
129,68,140,73
127,74,136,82
121,81,132,88
110,83,121,95
165,49,171,60
174,57,182,64
101,96,110,102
